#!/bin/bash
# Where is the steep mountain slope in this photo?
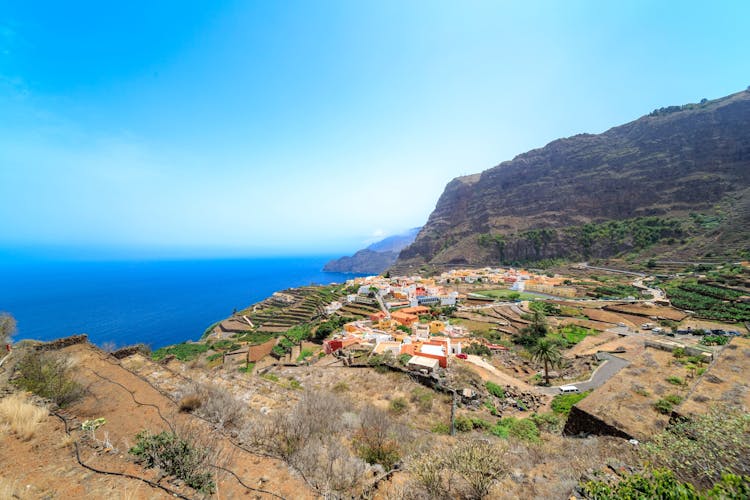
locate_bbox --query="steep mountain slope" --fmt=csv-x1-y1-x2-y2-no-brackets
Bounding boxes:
395,89,750,271
324,227,420,274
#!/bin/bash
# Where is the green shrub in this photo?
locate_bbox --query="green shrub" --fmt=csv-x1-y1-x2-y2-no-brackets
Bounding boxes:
389,397,408,415
666,376,685,386
129,430,215,494
653,398,675,415
529,412,562,433
484,400,499,416
13,351,84,407
454,415,474,432
489,417,540,442
486,381,506,399
261,373,279,382
644,406,750,488
410,388,434,412
581,468,698,499
464,343,492,356
431,422,450,434
551,391,590,415
296,348,314,362
506,418,540,442
529,301,561,316
664,394,683,405
455,415,492,432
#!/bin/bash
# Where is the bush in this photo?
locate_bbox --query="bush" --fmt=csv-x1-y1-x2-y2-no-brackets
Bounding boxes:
551,391,590,415
178,394,203,413
506,417,540,442
644,406,750,488
13,351,84,408
653,398,676,415
409,388,434,412
581,468,699,499
463,343,492,357
529,412,562,433
490,417,540,442
486,381,506,399
407,439,509,499
664,394,683,405
129,429,216,494
431,422,450,434
666,376,685,386
389,397,408,415
353,406,403,470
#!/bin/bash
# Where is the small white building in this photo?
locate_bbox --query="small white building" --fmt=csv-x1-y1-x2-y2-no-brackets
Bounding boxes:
407,355,439,373
324,301,343,315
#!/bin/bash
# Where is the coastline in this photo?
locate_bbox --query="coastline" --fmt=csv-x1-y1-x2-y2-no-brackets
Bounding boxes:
0,256,364,350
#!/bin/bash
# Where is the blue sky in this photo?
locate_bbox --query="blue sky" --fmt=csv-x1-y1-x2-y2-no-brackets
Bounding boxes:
1,1,748,259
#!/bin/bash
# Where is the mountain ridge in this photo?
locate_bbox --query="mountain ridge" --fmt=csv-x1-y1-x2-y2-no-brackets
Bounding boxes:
394,89,750,272
323,227,421,274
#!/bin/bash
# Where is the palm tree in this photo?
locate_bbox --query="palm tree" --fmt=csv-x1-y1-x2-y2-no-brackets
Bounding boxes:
530,337,562,385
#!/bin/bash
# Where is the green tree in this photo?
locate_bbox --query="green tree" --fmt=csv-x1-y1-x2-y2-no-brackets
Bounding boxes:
529,337,561,385
518,310,550,345
0,312,16,345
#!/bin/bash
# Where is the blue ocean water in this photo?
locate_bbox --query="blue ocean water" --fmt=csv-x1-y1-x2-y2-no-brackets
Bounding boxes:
0,257,359,350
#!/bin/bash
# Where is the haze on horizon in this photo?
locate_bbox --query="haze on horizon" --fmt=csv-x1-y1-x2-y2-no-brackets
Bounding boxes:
1,1,748,259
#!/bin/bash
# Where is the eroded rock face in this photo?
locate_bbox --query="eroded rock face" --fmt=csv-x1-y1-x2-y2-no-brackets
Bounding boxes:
395,90,750,271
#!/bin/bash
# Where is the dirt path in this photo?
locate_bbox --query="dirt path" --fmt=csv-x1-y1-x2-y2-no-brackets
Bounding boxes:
463,355,536,391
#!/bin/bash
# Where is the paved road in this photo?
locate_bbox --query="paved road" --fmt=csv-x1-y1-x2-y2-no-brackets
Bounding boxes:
538,351,630,395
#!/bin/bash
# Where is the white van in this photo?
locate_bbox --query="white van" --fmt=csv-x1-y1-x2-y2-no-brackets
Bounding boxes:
559,385,580,393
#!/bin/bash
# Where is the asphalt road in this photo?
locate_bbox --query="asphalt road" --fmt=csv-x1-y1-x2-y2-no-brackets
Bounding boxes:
538,351,630,395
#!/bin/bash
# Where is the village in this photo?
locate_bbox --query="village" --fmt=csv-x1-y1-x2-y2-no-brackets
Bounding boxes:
183,262,750,442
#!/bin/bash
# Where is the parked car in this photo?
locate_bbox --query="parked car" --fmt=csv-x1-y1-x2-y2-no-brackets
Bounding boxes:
617,322,626,327
652,327,663,334
641,323,654,330
456,353,468,359
726,330,741,336
559,385,580,393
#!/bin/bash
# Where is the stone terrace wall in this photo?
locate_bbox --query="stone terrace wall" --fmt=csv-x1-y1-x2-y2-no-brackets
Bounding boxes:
563,405,634,440
33,334,89,351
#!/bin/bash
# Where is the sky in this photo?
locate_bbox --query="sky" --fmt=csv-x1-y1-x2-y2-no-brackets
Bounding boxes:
1,1,749,259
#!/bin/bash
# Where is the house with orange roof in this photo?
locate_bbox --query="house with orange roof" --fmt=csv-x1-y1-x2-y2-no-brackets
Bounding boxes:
391,310,419,326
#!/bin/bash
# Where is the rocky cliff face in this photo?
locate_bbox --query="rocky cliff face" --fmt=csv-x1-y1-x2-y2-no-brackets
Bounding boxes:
396,90,750,271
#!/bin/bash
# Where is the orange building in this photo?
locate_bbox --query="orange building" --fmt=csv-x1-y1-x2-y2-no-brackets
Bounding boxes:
400,306,430,315
392,311,419,326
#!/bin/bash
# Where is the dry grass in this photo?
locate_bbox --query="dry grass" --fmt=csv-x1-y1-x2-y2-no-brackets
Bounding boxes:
56,434,75,449
0,477,27,499
0,393,48,441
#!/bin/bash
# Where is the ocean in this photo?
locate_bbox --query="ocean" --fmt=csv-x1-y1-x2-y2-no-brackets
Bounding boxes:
0,256,360,350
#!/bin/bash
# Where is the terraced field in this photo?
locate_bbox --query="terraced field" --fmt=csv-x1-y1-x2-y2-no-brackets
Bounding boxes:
241,286,348,332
